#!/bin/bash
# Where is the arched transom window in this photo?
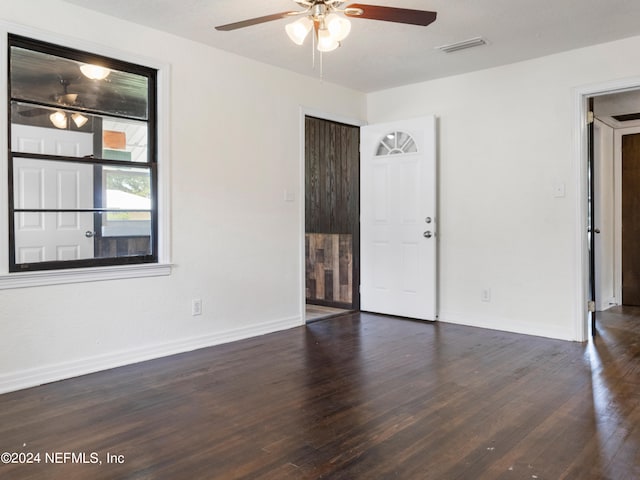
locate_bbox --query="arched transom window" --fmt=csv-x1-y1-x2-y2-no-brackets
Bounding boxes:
376,131,418,156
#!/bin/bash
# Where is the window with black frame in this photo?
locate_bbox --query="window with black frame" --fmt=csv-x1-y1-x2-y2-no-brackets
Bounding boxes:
8,35,158,272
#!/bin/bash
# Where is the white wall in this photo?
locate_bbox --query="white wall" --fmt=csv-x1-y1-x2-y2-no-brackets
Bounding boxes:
0,0,366,393
367,35,640,340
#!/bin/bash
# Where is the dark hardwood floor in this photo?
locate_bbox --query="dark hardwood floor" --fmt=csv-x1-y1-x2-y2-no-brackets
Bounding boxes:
1,309,639,479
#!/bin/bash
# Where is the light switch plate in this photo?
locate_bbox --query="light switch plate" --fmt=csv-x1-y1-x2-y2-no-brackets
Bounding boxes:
284,190,295,202
553,183,565,198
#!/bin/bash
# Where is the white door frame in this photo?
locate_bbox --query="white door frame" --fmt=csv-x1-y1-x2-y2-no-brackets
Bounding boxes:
298,107,365,324
613,125,640,305
574,77,640,341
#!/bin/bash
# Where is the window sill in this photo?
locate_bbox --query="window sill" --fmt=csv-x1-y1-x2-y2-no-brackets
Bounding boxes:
0,263,172,290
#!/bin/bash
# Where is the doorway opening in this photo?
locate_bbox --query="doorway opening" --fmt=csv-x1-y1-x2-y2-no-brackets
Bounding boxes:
587,87,640,335
304,115,360,322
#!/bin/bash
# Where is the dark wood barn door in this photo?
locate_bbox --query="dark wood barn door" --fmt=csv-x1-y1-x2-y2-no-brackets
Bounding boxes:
622,133,640,305
305,116,360,310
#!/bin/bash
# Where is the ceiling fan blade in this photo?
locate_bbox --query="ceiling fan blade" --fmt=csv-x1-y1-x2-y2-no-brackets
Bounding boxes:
17,108,47,117
215,11,299,31
345,4,437,27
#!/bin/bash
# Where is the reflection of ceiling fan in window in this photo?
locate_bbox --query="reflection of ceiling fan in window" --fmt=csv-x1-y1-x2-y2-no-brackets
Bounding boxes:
16,63,111,129
49,79,89,129
54,79,79,106
16,78,88,129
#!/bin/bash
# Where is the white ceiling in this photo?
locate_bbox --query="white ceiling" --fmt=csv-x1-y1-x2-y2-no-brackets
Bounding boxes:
62,0,640,92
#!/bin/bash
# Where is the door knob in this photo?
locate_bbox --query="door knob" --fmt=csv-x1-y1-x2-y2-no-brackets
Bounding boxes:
594,228,601,234
85,231,96,238
423,231,433,238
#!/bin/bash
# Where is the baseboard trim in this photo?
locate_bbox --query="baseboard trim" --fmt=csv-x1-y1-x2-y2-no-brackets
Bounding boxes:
439,312,575,341
0,315,302,395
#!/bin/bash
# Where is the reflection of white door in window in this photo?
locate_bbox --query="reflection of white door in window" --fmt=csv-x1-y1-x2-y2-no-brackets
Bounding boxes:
11,124,94,263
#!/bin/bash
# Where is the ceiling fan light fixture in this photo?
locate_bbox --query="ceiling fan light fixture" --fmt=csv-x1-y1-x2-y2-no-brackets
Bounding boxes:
326,13,351,42
72,113,88,128
57,93,78,105
80,63,111,80
285,16,313,45
49,111,68,129
317,28,340,52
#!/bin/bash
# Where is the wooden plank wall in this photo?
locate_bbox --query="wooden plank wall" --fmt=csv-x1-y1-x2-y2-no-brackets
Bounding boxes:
305,117,359,234
306,233,352,305
305,116,359,308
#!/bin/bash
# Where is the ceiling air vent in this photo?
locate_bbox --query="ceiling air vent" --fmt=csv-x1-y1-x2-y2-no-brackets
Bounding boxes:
435,37,487,53
612,113,640,122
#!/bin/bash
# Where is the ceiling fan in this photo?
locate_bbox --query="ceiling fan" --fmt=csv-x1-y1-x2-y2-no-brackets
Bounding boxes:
16,78,89,129
215,1,437,53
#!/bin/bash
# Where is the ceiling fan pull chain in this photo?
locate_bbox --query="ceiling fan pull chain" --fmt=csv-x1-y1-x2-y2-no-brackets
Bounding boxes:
312,30,316,69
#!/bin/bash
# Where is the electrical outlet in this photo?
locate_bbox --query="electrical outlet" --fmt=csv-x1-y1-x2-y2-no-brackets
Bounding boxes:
553,183,566,198
481,288,491,302
191,298,202,316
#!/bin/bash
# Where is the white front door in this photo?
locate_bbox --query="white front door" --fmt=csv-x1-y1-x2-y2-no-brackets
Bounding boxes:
12,124,95,264
360,116,437,320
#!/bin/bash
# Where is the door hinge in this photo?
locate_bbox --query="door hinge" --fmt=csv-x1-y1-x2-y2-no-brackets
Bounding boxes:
588,300,596,312
587,111,594,125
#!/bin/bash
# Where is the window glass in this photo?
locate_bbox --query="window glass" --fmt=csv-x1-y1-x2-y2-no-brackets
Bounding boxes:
10,46,148,120
376,131,418,156
13,157,95,210
8,35,157,272
13,212,152,264
101,166,152,238
14,212,97,263
101,118,148,162
11,102,149,162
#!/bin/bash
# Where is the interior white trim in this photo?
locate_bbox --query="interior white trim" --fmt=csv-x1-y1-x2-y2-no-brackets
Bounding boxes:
574,77,640,342
0,21,172,285
441,311,575,341
298,107,365,323
0,314,301,394
0,32,8,275
613,125,640,304
0,263,172,290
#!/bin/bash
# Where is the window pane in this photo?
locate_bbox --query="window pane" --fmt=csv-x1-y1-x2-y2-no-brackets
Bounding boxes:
375,131,418,156
14,211,100,264
11,101,149,162
100,166,152,237
101,211,152,238
13,157,95,210
101,118,148,162
100,166,151,209
11,111,95,157
14,212,152,266
13,158,151,211
96,232,152,258
10,46,149,120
